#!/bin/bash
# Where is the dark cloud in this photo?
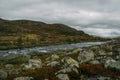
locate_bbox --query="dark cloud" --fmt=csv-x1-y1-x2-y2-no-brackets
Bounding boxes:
0,0,120,37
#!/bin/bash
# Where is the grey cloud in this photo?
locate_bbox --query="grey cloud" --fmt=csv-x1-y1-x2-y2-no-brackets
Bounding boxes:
0,0,120,37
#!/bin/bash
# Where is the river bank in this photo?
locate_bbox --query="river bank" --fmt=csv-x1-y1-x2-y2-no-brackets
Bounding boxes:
0,41,120,80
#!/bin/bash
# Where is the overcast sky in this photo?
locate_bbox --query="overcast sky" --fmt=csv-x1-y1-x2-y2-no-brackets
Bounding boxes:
0,0,120,37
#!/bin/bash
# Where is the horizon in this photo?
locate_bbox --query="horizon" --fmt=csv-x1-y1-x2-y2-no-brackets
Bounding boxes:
0,0,120,37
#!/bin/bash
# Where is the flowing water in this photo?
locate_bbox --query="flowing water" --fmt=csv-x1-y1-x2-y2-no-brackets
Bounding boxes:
0,42,105,55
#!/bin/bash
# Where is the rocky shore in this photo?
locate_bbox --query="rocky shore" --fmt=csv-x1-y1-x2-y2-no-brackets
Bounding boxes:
0,41,120,80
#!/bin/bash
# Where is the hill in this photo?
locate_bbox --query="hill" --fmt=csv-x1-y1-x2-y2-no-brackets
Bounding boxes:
0,18,109,49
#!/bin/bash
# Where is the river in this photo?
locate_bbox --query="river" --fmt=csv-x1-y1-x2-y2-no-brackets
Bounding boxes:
0,42,106,55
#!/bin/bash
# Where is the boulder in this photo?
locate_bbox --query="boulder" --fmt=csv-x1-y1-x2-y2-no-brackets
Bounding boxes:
46,54,59,61
23,59,42,70
104,57,116,68
57,56,79,73
5,64,14,69
89,60,100,64
109,61,120,71
14,77,34,80
56,74,69,80
61,56,79,68
78,50,94,63
47,61,60,67
0,70,7,79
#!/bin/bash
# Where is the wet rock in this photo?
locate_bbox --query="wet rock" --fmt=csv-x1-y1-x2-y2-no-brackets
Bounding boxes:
14,77,34,80
78,50,94,64
56,74,69,80
0,70,7,79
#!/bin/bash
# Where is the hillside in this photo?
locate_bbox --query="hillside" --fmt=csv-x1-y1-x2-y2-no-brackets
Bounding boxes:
0,18,109,50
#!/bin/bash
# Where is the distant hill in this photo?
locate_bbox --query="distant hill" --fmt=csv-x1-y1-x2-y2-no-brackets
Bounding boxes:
0,18,109,50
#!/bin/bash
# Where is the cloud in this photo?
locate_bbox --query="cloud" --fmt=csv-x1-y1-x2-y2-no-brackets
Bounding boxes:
0,0,120,37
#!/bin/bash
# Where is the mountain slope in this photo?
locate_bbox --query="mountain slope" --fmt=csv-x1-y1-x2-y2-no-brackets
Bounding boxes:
0,18,109,49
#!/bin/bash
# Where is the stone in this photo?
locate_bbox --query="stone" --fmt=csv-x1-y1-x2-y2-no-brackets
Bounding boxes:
57,56,79,74
23,59,42,70
61,56,79,68
78,50,94,64
46,54,59,61
0,70,7,79
97,76,111,80
14,77,34,80
109,61,120,70
104,57,116,68
89,60,100,64
5,64,14,69
56,74,69,80
47,61,59,67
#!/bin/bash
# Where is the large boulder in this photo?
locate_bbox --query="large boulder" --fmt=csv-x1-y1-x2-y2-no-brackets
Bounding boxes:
57,56,79,73
78,50,94,64
61,56,79,68
14,77,34,80
56,74,69,80
0,70,7,79
23,59,42,70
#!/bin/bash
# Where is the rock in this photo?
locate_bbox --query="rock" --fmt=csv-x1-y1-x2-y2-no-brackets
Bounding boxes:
0,70,7,79
97,76,111,80
5,64,14,69
23,59,42,70
104,57,116,68
61,56,79,68
56,74,69,80
109,61,120,71
72,48,83,54
46,54,59,61
14,77,34,80
98,50,106,56
78,50,94,63
57,56,79,74
89,60,100,64
47,61,60,67
57,67,78,74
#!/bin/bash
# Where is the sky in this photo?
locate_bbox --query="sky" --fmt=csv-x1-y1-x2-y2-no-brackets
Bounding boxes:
0,0,120,37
